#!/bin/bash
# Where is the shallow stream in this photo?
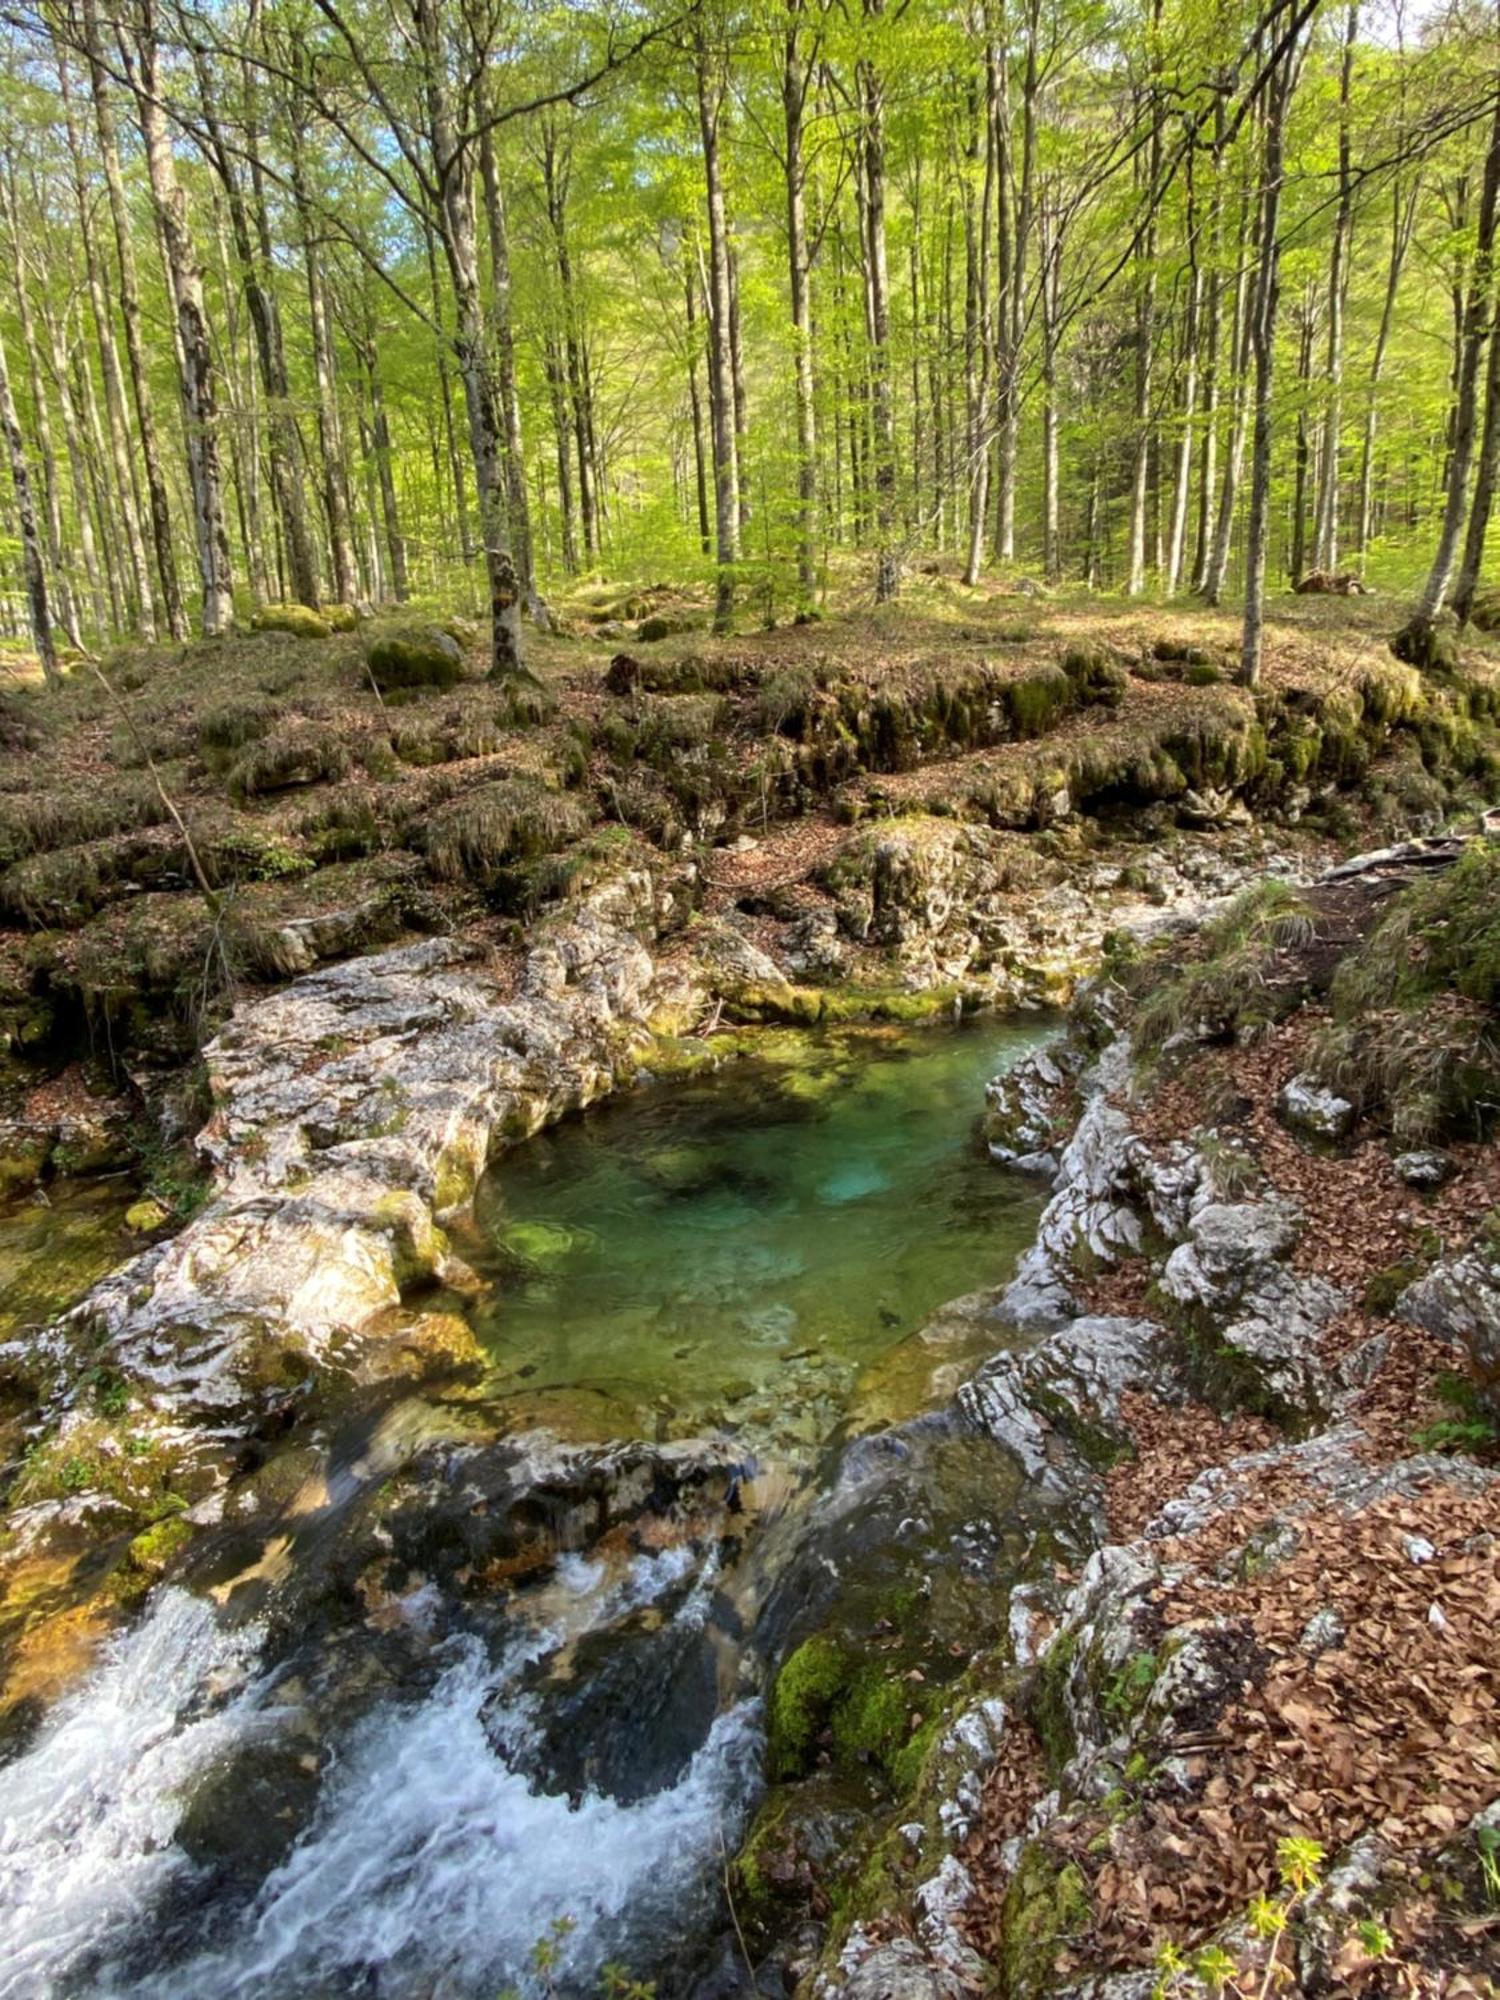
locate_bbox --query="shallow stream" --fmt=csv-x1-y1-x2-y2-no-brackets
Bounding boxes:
0,1019,1054,1999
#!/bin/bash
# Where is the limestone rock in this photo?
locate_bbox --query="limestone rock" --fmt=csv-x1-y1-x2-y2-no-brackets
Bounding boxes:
1393,1148,1454,1189
1399,1245,1500,1411
1277,1074,1355,1142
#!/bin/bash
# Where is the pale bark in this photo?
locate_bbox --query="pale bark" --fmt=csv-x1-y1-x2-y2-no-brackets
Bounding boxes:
696,30,740,629
1312,3,1359,572
129,0,235,636
784,0,818,602
479,114,537,609
0,316,57,684
861,0,898,601
58,58,156,639
1402,64,1500,648
1242,41,1301,689
412,0,524,680
81,0,185,637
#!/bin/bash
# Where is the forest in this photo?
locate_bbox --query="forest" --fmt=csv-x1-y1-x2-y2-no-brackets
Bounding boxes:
1,0,1499,691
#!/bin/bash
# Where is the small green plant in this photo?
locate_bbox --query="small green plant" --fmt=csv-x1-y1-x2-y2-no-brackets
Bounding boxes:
1477,1822,1500,1907
1355,1918,1392,1959
1103,1650,1159,1725
529,1916,577,1998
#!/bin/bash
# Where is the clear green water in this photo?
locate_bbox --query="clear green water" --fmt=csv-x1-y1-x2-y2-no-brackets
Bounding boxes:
466,1019,1051,1452
0,1180,139,1345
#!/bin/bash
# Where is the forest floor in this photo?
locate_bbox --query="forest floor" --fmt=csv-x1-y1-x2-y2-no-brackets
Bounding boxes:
1,571,1491,1148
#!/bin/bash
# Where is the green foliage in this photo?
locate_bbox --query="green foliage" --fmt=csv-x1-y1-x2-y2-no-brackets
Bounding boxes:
1313,841,1500,1143
1132,880,1318,1057
423,777,589,885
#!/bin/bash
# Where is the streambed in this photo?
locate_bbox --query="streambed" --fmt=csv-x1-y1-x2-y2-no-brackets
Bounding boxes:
0,1018,1054,1999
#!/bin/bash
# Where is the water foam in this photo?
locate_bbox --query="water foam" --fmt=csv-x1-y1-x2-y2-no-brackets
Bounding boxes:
0,1550,759,1999
0,1588,271,2000
150,1641,761,1999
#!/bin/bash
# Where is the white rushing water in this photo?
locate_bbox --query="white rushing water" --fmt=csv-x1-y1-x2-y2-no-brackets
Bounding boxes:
0,1559,763,2000
0,1590,272,2000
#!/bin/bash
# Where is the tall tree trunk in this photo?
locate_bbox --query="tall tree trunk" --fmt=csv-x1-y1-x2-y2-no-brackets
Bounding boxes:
411,0,525,678
1313,2,1359,572
424,218,473,563
696,30,740,630
1166,243,1201,596
964,42,997,588
2,175,76,641
1041,189,1062,582
288,134,358,604
1453,285,1500,626
355,304,408,603
683,261,712,557
861,0,898,601
1357,179,1417,566
1202,157,1254,607
40,291,107,633
540,123,597,565
1191,102,1227,591
81,0,185,637
784,0,818,603
1400,39,1500,657
1241,34,1303,689
479,114,537,610
1128,15,1163,597
58,57,156,639
545,331,578,574
1291,290,1316,585
0,316,56,684
128,0,234,636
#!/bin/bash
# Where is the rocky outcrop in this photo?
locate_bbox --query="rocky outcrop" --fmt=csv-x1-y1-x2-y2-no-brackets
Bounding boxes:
7,872,687,1436
1399,1243,1500,1413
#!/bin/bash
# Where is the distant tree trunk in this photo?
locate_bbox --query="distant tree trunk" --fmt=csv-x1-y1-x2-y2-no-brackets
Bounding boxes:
1128,19,1163,598
540,122,597,566
128,0,234,636
996,4,1038,564
1241,33,1303,689
964,44,997,588
1291,290,1316,584
1041,194,1062,582
80,0,185,637
39,290,107,632
1453,289,1500,626
1357,178,1417,567
1166,156,1202,597
784,0,818,602
479,114,537,612
696,29,740,629
861,0,899,601
728,241,750,534
1202,156,1254,607
1399,44,1500,659
412,0,524,680
1191,103,1227,591
683,260,712,556
1313,2,1359,572
424,218,473,564
289,136,358,605
1,175,76,642
352,299,407,604
0,316,57,684
58,58,156,639
545,330,578,574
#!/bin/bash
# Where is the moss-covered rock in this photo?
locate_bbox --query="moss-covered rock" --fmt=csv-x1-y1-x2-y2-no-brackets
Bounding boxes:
251,602,331,640
365,622,467,692
997,1843,1092,1998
